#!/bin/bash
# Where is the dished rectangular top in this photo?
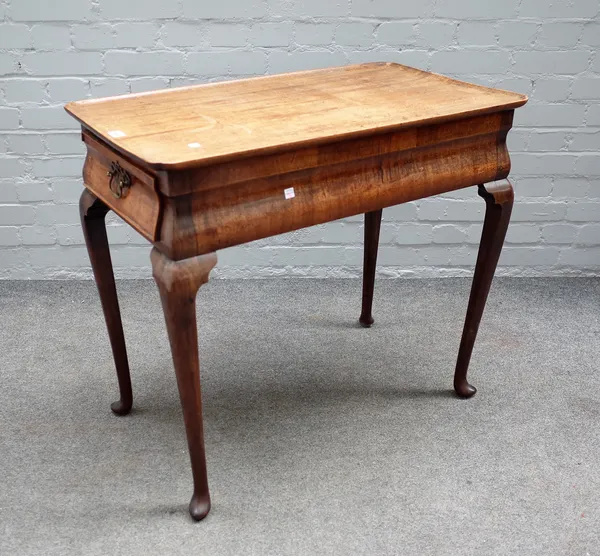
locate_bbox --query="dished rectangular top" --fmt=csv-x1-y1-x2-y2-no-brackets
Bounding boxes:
65,63,527,170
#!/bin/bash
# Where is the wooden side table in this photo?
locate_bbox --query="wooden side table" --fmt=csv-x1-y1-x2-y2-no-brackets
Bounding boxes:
65,63,527,521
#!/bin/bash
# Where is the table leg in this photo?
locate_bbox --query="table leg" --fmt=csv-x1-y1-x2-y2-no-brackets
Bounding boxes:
454,180,514,398
359,209,383,327
151,247,217,521
80,189,133,415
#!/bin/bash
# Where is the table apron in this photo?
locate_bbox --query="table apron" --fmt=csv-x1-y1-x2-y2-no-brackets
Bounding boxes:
157,128,510,260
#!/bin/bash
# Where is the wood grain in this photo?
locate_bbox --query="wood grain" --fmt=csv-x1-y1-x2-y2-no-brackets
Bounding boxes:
80,189,133,415
156,113,512,260
65,63,527,170
151,248,217,521
454,180,514,398
67,62,528,522
82,131,161,241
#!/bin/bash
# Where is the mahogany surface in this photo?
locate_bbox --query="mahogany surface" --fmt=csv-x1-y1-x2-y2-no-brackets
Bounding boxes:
66,62,527,521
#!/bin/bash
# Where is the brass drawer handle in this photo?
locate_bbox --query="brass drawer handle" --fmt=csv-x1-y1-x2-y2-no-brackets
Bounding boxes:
106,161,132,199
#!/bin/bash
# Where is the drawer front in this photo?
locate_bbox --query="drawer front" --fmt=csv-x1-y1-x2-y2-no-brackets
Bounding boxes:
82,132,161,241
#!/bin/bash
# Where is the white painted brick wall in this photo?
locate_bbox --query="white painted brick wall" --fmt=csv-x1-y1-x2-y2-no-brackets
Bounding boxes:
1,0,599,279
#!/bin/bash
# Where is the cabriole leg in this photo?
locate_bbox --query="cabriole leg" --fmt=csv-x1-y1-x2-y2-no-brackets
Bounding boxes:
454,181,514,398
151,247,217,521
80,189,133,415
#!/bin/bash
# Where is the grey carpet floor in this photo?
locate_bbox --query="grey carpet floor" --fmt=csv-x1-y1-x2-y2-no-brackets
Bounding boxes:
1,278,600,556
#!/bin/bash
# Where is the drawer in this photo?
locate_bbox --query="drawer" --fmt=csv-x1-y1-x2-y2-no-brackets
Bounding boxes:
82,131,161,241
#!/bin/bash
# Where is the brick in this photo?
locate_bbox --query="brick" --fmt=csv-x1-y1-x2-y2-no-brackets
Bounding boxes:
511,202,566,221
575,155,600,176
527,131,568,152
207,24,249,47
511,153,579,176
513,51,591,75
285,0,348,17
250,23,292,47
570,78,600,100
514,177,552,197
380,223,432,245
520,0,600,18
581,24,600,46
11,0,92,21
0,181,18,202
56,225,84,246
417,22,456,48
36,204,80,225
0,54,18,76
505,224,541,244
48,79,89,103
436,0,516,18
0,158,25,178
100,0,180,19
541,223,579,244
538,23,583,47
588,105,600,126
533,78,572,102
585,180,600,199
268,51,347,74
106,225,130,245
52,179,83,204
0,227,20,246
295,24,334,46
432,224,467,244
129,78,170,93
18,182,53,202
418,200,483,221
552,179,590,199
0,205,35,225
506,129,529,151
431,50,510,74
21,107,78,130
566,203,600,222
22,52,103,76
90,78,129,98
496,77,533,97
46,134,84,155
114,23,158,48
300,222,361,245
514,104,586,127
105,51,184,76
188,51,267,76
8,135,45,155
376,22,416,46
0,138,6,155
336,23,375,46
0,108,19,130
569,132,600,152
20,226,56,245
31,25,72,50
576,224,600,245
161,22,206,48
497,21,538,47
353,0,432,17
558,247,600,267
3,80,47,104
457,22,497,47
72,24,114,50
499,247,560,266
0,24,32,48
182,0,268,18
32,158,83,178
382,203,417,221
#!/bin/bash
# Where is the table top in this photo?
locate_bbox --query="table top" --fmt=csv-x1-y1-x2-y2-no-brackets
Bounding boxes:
65,62,527,170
